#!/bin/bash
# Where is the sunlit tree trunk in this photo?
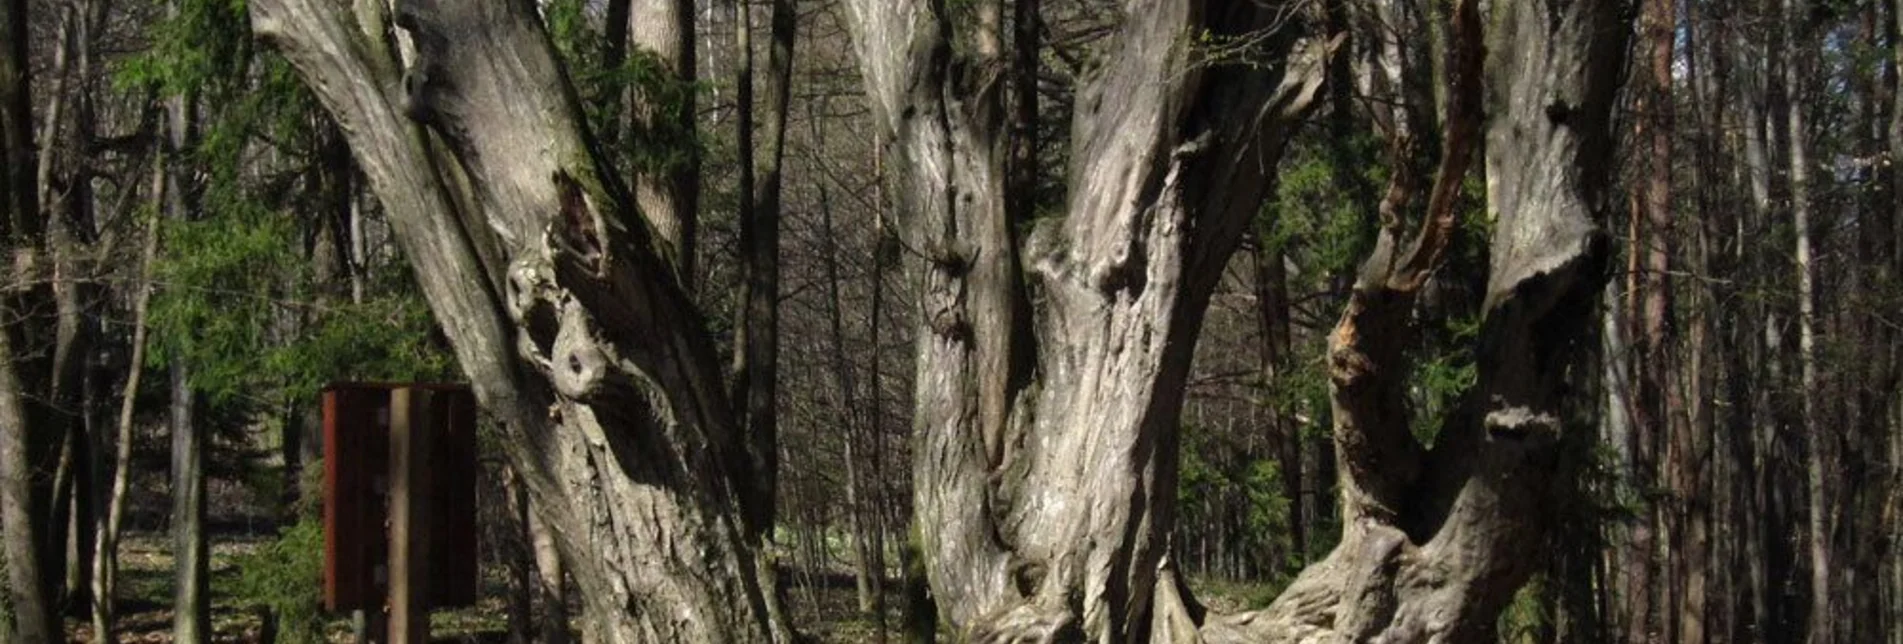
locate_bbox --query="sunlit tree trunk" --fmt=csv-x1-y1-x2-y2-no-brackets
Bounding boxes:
249,0,796,638
844,0,1328,638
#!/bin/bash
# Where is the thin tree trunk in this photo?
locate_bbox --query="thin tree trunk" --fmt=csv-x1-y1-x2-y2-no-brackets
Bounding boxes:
165,76,209,642
169,359,208,643
1884,0,1903,639
1737,5,1781,634
1847,5,1897,641
731,0,797,638
0,330,53,644
624,0,697,280
31,5,86,613
62,0,107,615
869,144,923,644
90,153,159,641
818,141,885,633
1782,1,1833,641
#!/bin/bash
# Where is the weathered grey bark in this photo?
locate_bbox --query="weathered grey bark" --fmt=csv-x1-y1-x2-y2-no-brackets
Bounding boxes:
248,0,790,640
503,468,535,644
844,0,1329,638
526,498,570,644
1206,1,1628,640
169,359,208,643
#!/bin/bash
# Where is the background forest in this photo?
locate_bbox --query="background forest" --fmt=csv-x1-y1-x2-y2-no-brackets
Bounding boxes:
0,0,1897,642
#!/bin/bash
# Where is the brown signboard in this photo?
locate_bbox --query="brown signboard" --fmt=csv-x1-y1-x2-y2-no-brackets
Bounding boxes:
322,383,480,612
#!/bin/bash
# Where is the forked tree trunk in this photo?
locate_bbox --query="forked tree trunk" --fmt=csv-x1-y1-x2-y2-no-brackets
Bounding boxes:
844,0,1329,639
248,0,790,641
852,0,1625,640
1213,2,1628,641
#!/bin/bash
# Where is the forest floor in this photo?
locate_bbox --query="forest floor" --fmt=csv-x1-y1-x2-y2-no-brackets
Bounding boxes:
61,530,1276,643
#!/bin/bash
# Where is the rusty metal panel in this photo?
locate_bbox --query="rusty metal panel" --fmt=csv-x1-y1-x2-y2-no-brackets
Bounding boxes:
427,386,479,608
323,382,480,612
323,384,389,612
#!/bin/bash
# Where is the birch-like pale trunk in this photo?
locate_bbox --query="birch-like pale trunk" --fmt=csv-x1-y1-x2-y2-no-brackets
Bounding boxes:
1784,0,1833,641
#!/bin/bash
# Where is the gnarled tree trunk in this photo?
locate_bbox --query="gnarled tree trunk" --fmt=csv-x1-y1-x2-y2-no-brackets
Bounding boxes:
850,0,1626,640
843,0,1330,639
247,0,789,641
1212,1,1629,641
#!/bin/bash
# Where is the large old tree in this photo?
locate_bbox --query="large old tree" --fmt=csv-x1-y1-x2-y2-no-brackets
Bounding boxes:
249,0,1626,641
248,0,787,640
846,0,1628,641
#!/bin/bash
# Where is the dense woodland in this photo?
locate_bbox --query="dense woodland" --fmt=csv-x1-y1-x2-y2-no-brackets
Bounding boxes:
0,0,1900,642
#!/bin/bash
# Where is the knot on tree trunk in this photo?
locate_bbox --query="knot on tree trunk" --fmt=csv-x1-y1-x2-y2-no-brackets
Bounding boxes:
504,251,634,405
551,302,611,400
